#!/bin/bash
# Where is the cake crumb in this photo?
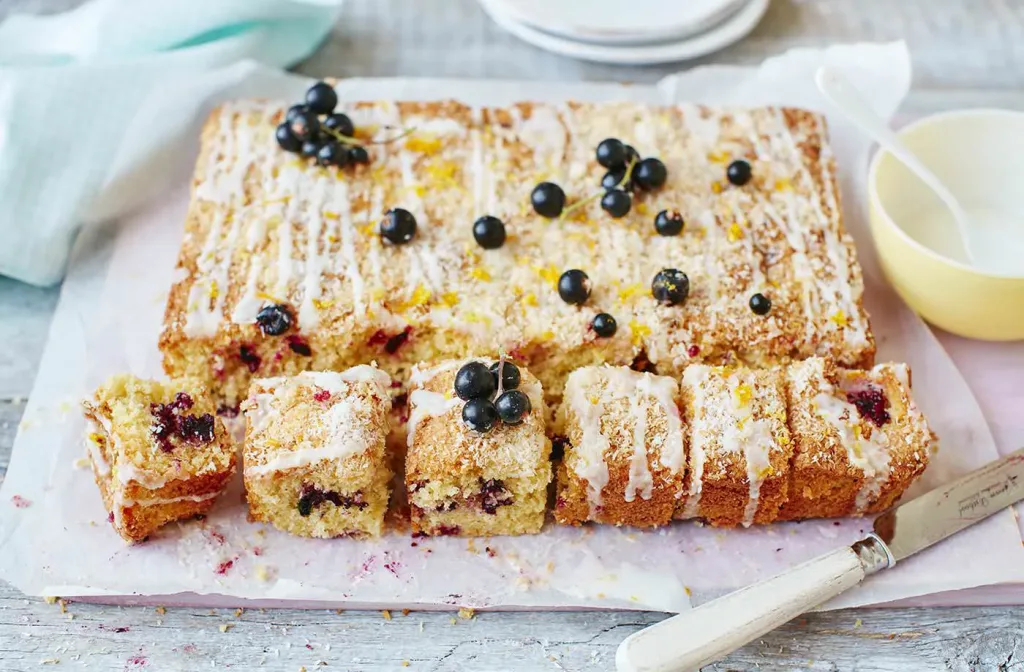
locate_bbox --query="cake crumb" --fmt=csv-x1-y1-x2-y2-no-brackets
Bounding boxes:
458,607,475,620
43,596,58,604
58,599,68,614
155,606,166,615
449,617,457,625
402,661,410,667
381,610,392,621
219,623,233,633
854,618,862,629
40,658,60,664
234,608,244,618
72,457,91,469
401,609,410,616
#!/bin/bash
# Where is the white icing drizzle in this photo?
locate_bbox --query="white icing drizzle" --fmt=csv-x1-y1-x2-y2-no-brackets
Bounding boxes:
408,360,464,387
85,419,111,476
246,398,365,476
406,388,460,446
338,364,392,388
297,176,329,330
244,368,390,477
231,253,264,324
515,104,567,176
680,366,709,518
765,198,819,340
771,109,862,345
723,372,776,527
698,209,721,334
275,170,301,296
568,367,684,511
183,211,227,337
470,107,484,216
679,103,721,147
636,374,685,475
567,369,611,513
813,391,892,512
121,491,221,508
115,461,170,489
624,390,652,503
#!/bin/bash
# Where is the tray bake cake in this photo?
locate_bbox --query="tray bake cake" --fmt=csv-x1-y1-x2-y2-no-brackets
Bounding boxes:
82,375,236,542
160,98,875,410
241,365,393,538
405,358,551,536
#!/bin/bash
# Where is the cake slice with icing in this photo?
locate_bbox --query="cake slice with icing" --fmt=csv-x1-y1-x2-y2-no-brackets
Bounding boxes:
241,365,392,537
780,357,932,520
405,358,551,536
676,364,793,527
555,365,685,528
82,375,237,543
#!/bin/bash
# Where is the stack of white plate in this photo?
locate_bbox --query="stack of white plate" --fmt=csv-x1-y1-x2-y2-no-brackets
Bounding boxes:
478,0,771,65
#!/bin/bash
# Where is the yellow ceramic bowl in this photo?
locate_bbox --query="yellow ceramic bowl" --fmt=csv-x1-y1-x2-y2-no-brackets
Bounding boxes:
868,109,1024,340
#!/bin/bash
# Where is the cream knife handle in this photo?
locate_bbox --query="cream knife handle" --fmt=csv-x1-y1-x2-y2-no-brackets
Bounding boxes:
615,536,893,672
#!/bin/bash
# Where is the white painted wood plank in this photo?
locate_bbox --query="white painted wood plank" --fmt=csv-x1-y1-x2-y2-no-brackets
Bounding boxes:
0,591,1022,671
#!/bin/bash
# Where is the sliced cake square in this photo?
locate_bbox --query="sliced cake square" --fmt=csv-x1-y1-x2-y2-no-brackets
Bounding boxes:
554,366,685,528
406,358,551,536
780,357,932,520
676,364,793,527
82,375,236,543
241,366,392,538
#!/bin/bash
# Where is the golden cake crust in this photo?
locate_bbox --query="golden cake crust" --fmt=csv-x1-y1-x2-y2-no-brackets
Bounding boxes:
160,99,875,408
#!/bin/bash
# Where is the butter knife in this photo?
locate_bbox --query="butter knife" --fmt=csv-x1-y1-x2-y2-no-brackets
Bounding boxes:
616,447,1024,672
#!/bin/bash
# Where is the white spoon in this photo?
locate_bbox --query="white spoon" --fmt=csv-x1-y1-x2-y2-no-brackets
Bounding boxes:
814,65,978,265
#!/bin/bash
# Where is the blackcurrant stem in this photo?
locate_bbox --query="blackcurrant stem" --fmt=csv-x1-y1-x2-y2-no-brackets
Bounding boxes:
558,157,637,222
558,191,603,222
320,125,418,147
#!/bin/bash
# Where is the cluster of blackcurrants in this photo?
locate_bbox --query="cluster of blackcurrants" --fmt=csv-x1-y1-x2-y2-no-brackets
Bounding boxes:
454,360,531,433
274,81,370,169
529,138,667,220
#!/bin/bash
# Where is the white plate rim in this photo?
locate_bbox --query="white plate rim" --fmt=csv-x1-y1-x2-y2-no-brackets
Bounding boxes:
479,0,771,66
497,0,751,46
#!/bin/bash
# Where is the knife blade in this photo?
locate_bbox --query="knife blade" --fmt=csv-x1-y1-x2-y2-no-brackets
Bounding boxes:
874,447,1024,562
616,447,1024,672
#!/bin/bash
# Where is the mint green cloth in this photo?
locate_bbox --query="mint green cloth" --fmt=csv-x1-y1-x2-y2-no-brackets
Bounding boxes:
0,0,343,286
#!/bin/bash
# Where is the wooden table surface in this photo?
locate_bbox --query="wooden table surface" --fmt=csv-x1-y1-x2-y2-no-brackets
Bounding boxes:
2,0,1024,669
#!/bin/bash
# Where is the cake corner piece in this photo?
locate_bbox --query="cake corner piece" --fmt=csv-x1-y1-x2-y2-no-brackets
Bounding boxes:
81,374,236,543
780,356,932,520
